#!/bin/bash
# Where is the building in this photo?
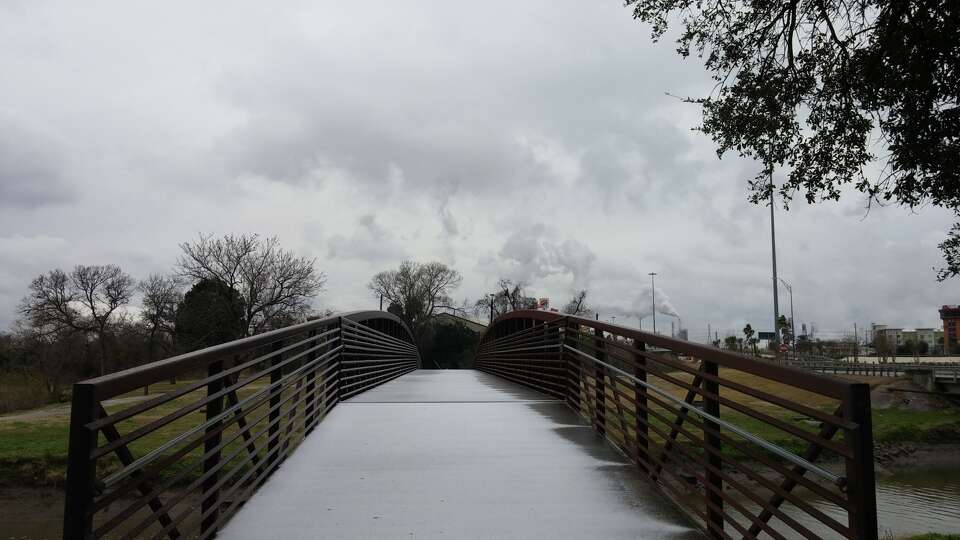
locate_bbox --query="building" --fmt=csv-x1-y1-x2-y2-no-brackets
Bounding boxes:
914,328,936,349
939,305,960,353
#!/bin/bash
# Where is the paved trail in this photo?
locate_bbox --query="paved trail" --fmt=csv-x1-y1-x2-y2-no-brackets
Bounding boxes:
223,370,699,540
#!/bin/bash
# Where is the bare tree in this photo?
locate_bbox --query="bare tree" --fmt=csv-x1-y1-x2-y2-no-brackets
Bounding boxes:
369,261,462,349
562,290,590,316
139,274,181,361
474,278,537,321
177,234,326,336
20,264,134,376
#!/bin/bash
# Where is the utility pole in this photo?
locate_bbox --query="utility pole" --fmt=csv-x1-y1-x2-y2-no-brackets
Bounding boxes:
671,321,675,338
488,294,494,324
769,171,781,358
379,294,383,311
649,272,658,334
708,323,711,345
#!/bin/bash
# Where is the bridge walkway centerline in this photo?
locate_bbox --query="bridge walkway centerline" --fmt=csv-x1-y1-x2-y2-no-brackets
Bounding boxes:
220,369,700,539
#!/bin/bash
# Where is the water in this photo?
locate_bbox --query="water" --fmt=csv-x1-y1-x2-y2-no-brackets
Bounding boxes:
874,468,960,537
727,465,960,539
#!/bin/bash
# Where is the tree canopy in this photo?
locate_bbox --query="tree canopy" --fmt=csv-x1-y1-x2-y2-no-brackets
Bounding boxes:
177,233,325,336
628,1,959,277
369,261,462,347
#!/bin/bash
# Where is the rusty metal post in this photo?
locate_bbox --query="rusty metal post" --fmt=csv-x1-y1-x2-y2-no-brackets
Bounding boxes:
201,359,225,536
593,326,606,436
703,359,723,538
63,383,98,540
844,383,878,540
633,338,649,473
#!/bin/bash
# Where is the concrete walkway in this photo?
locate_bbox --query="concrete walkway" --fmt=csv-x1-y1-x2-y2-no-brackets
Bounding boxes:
221,370,700,539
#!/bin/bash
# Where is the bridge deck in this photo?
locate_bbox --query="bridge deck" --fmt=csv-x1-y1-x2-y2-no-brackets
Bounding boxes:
221,370,699,539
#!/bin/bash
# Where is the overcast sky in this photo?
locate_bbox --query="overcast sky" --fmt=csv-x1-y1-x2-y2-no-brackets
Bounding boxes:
2,0,957,341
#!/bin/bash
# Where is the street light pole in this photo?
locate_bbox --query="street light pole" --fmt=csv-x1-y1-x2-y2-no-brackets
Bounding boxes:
769,172,781,354
778,278,796,358
649,272,658,334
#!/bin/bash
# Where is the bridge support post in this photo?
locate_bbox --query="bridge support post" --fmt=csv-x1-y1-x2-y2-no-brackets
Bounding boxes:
63,383,98,540
201,360,225,537
593,326,606,436
844,383,878,540
703,359,724,539
632,338,649,473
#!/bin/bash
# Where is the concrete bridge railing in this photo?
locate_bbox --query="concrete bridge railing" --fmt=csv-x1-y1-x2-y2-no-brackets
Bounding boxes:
62,310,419,540
475,310,878,540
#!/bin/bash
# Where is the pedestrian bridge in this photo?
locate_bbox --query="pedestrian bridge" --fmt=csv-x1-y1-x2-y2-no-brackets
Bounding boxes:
62,310,878,539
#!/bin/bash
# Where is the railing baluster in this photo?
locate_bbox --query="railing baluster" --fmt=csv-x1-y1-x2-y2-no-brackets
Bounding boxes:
844,383,878,540
304,329,319,434
633,338,649,474
267,340,285,474
702,358,723,539
63,383,98,540
201,359,225,537
593,326,606,436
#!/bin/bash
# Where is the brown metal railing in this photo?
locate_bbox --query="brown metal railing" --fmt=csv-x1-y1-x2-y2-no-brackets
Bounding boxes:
63,311,419,540
475,310,878,540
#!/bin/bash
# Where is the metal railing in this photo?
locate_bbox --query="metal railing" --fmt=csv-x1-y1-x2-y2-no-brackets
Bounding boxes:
63,311,419,540
789,358,960,378
475,311,878,540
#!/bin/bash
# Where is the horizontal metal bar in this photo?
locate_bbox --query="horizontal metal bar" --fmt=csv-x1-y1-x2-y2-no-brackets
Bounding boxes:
100,345,342,487
564,344,842,484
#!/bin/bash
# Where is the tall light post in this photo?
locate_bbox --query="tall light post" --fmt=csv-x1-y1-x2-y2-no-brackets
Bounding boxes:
769,172,781,353
649,272,658,334
778,278,796,358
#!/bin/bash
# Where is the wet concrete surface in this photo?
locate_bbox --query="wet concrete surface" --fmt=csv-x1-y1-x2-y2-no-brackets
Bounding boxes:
221,370,701,539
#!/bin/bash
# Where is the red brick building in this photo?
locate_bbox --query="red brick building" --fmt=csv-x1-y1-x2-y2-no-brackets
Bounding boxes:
939,305,960,353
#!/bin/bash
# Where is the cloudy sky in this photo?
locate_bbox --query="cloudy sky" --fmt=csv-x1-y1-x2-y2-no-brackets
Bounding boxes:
2,0,957,341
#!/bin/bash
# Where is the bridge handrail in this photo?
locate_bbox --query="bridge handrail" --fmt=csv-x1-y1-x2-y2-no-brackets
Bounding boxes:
62,310,419,540
475,310,878,540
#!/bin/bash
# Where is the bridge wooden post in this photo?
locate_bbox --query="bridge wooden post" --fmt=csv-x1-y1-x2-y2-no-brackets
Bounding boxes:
702,359,724,539
844,383,879,540
632,338,649,473
267,340,284,473
201,359,225,537
62,383,98,540
593,326,606,436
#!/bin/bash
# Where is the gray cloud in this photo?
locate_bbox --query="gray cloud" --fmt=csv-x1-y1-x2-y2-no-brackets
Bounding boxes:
0,117,74,208
0,0,957,339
